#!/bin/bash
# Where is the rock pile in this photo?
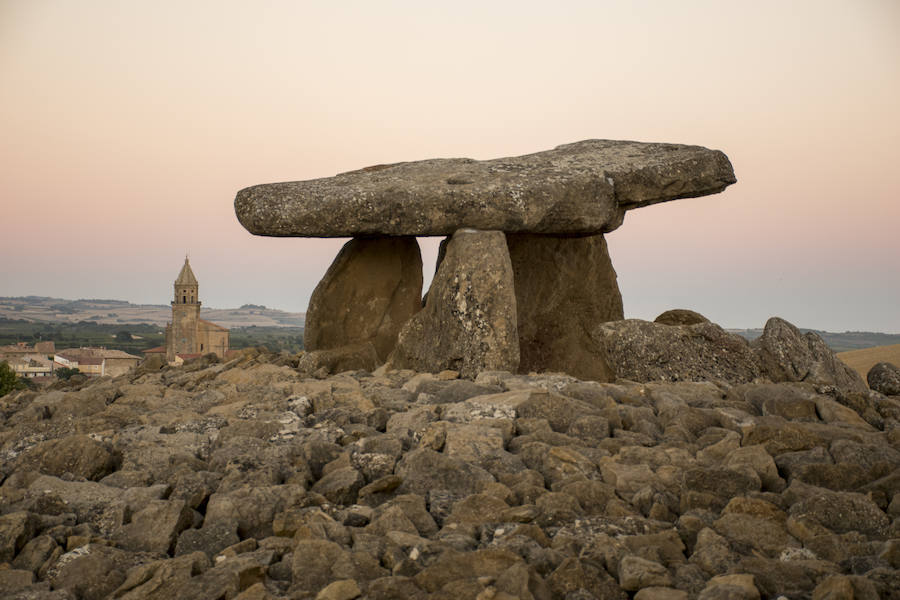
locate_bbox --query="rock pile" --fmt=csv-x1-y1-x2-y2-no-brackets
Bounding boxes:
235,140,736,377
1,337,898,599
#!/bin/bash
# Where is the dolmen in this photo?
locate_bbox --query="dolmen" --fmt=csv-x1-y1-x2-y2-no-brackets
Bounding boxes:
235,139,736,379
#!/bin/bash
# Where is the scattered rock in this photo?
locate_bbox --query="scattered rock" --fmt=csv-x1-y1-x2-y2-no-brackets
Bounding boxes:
867,362,900,396
0,328,895,597
592,319,762,384
752,317,868,393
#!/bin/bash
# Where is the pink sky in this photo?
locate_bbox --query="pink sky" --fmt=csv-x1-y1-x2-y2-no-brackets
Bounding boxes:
2,1,898,332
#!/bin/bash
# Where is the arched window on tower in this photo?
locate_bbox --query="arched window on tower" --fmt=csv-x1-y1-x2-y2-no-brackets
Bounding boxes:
183,295,186,303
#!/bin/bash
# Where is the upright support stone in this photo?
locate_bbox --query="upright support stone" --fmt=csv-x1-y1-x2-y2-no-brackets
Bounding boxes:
387,229,519,378
304,236,423,362
506,233,622,382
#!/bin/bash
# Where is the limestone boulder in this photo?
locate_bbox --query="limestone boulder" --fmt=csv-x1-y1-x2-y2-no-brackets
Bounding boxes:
752,317,867,393
868,362,900,396
235,139,736,237
304,236,423,362
386,229,519,378
592,319,762,384
506,232,622,381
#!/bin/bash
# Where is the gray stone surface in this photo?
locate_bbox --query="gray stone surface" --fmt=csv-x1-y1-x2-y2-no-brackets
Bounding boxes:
592,319,762,384
752,317,868,394
867,362,900,396
386,229,519,377
235,139,735,237
1,326,897,599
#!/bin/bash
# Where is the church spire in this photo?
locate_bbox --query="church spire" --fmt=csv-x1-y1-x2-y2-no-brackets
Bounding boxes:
175,257,198,286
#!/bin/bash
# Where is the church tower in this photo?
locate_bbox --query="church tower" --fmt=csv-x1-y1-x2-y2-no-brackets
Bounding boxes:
167,257,201,361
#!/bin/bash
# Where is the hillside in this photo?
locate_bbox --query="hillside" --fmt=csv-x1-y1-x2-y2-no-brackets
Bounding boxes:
730,328,900,353
0,296,305,328
838,344,900,382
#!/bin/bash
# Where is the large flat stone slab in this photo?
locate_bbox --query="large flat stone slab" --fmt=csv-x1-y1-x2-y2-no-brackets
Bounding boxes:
235,139,735,237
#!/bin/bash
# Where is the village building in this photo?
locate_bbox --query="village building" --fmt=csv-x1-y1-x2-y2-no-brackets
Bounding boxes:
144,258,229,364
54,347,141,377
0,341,56,359
4,354,54,378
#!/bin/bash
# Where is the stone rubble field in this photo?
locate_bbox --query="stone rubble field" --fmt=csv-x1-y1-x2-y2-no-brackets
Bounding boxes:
1,343,900,599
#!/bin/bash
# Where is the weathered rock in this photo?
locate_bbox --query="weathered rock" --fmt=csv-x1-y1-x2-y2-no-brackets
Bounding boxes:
316,579,362,600
548,556,628,599
0,569,36,597
311,467,365,505
618,555,672,591
15,434,120,481
412,548,523,592
506,232,621,381
113,499,193,554
204,485,306,540
394,448,495,498
304,237,423,362
12,534,60,575
111,551,210,599
174,521,240,559
787,485,891,537
868,362,900,396
297,342,380,375
235,139,736,237
0,511,37,563
811,574,880,600
654,309,710,326
697,574,760,600
752,317,867,393
48,544,154,600
593,319,762,384
386,229,519,378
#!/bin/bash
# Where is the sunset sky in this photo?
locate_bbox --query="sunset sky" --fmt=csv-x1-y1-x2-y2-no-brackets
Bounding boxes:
2,1,898,332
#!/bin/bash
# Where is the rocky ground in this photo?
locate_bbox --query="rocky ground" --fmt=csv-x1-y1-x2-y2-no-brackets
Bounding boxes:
1,346,899,599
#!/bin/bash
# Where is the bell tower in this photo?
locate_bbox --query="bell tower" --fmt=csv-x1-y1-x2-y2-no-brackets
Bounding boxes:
166,257,201,361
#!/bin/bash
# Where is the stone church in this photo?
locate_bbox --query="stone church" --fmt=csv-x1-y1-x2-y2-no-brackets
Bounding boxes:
164,258,229,362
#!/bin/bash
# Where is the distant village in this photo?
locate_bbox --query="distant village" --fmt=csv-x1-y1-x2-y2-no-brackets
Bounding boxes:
0,258,232,386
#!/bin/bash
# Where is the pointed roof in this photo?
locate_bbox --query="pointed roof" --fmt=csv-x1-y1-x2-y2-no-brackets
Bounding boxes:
175,257,198,286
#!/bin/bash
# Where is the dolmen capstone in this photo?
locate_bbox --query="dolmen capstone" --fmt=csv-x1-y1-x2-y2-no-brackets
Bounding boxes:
235,139,736,379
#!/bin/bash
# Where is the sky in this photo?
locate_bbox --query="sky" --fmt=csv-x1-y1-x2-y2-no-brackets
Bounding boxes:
1,0,898,332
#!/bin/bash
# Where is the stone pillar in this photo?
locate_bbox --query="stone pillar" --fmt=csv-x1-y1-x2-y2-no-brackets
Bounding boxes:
304,236,423,362
506,233,623,382
387,229,519,378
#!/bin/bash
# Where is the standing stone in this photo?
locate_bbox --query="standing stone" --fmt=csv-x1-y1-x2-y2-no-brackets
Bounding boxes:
304,236,423,362
387,229,519,378
506,233,622,381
